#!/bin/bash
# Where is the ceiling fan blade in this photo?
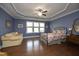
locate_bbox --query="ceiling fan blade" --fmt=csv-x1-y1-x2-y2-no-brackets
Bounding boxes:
42,10,47,13
38,9,43,12
42,14,46,16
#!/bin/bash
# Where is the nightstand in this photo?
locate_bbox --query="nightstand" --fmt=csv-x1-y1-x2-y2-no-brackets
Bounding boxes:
66,34,79,44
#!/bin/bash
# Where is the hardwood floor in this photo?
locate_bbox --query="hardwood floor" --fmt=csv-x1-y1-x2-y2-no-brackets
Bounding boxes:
0,38,79,56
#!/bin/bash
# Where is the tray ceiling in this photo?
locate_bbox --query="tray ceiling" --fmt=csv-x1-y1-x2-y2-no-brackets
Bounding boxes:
0,3,79,21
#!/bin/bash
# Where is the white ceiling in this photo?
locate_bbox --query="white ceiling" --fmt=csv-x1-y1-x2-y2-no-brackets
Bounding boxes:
0,3,79,21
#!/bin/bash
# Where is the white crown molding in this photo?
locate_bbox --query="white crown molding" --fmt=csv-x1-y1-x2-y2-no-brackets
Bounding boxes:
0,3,79,21
50,8,79,21
0,4,49,21
0,4,15,18
10,3,49,19
16,18,49,21
49,3,70,18
10,3,69,19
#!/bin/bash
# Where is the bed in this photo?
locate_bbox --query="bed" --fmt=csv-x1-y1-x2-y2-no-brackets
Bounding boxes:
40,27,67,45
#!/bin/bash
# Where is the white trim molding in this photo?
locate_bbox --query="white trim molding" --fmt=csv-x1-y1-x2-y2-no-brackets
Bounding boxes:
23,35,40,39
1,3,79,21
50,9,79,21
49,3,70,18
10,3,70,19
10,3,49,19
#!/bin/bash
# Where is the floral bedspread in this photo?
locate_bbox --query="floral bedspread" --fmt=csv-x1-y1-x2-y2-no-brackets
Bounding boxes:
44,30,66,43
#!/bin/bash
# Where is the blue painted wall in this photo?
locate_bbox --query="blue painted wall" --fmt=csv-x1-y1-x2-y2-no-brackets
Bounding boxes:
50,11,79,35
0,7,14,36
45,21,51,33
13,19,49,37
0,7,50,37
2,5,79,37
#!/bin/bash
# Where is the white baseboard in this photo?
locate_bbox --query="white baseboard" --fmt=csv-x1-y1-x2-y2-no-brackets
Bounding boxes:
23,35,40,39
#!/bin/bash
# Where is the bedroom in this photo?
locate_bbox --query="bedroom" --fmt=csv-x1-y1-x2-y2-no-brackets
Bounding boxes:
0,3,79,56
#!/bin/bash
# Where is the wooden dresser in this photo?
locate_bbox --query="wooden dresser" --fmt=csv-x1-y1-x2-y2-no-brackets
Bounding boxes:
67,34,79,44
0,52,7,56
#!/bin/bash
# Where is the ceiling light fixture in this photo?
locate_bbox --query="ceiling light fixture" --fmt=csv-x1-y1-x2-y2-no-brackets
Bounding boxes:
38,12,42,16
35,7,48,16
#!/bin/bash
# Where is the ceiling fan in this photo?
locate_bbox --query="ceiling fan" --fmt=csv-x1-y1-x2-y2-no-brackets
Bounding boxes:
35,8,48,16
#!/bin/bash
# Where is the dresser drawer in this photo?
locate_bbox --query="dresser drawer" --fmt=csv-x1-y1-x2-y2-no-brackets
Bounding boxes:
67,34,79,44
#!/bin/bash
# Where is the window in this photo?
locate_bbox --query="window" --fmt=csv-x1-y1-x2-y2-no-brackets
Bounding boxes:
40,28,44,32
40,22,45,32
26,21,45,33
27,28,33,33
26,21,33,33
40,23,45,27
34,28,39,32
27,21,33,27
34,22,39,33
34,22,39,27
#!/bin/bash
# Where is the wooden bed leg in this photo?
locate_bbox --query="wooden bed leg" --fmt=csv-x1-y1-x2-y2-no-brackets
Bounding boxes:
47,33,48,46
47,40,49,46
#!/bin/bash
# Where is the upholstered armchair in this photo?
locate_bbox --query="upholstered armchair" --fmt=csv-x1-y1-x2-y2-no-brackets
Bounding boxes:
1,32,23,48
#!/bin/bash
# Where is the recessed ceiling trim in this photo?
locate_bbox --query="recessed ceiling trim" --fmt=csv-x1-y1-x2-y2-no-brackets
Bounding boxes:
50,8,79,21
10,3,49,19
49,3,70,19
0,4,15,18
10,3,69,19
1,3,79,21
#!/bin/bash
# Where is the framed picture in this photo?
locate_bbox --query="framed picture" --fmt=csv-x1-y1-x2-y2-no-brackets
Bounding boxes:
18,24,23,28
5,20,12,28
73,19,79,32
